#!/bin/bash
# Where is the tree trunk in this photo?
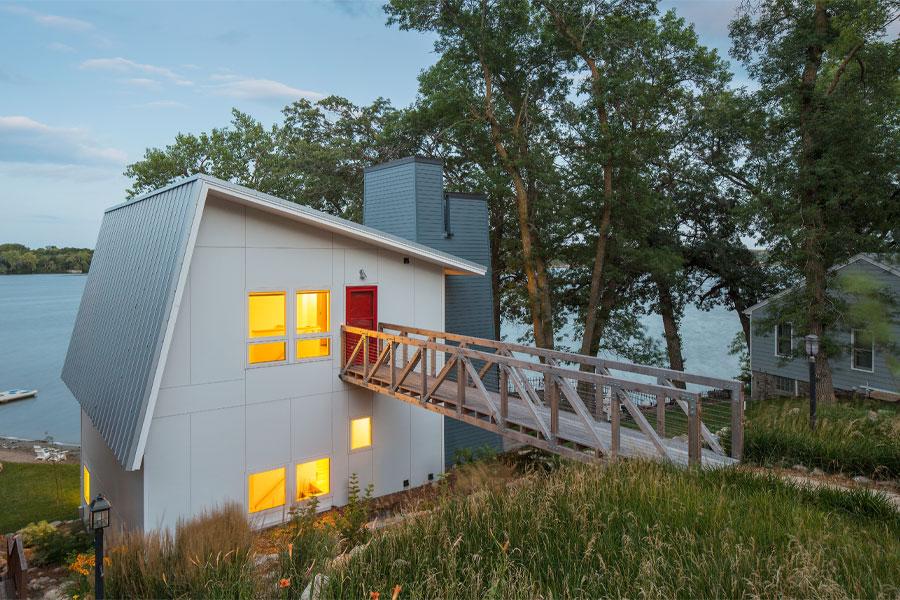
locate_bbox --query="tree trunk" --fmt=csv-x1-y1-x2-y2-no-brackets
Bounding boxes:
728,288,752,348
799,1,836,403
489,201,506,341
655,277,686,389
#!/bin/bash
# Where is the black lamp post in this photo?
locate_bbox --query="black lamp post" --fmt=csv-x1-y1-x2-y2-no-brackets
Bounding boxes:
89,494,111,600
805,334,819,430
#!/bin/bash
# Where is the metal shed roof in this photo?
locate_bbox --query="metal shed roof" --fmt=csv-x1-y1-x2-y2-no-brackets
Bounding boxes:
63,175,484,470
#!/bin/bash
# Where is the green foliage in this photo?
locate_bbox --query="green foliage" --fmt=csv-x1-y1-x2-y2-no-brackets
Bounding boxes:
27,523,92,567
740,398,900,478
335,473,374,551
18,520,57,545
105,504,257,599
325,460,900,598
278,497,339,596
0,462,80,533
0,244,92,275
451,444,498,466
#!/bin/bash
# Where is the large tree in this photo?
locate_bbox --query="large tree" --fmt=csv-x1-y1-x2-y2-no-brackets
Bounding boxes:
730,0,900,400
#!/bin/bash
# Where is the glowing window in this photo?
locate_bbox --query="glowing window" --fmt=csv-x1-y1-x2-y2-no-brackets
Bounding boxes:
297,337,330,360
350,417,372,450
248,467,286,513
296,291,329,334
296,458,330,500
248,292,286,338
83,465,91,504
248,341,286,364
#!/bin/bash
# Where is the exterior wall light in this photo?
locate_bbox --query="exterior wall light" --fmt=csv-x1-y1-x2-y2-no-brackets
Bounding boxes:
359,269,367,280
89,494,111,599
805,334,819,430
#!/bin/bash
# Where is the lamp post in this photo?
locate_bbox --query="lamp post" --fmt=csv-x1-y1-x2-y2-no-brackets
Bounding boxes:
805,334,819,430
89,494,111,600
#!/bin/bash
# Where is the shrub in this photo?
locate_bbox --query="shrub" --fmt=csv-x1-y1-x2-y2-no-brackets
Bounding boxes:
105,504,257,599
335,473,374,551
278,497,339,596
739,399,900,478
21,520,92,566
325,460,900,598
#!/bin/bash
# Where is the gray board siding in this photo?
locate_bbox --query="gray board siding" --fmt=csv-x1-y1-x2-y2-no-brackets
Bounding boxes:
62,179,203,469
749,259,900,394
362,159,503,463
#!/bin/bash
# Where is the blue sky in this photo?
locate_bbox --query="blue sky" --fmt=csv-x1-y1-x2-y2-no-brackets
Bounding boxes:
1,0,748,248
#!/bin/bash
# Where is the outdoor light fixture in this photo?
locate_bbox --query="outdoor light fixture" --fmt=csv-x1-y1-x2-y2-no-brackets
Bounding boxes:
805,334,819,430
359,269,367,280
89,494,111,600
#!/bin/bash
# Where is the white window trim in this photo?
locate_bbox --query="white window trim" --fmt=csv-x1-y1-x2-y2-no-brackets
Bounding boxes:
774,322,793,358
246,287,333,369
850,328,875,373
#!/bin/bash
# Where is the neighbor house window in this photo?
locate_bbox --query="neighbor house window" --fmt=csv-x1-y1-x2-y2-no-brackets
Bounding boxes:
296,458,330,500
775,322,793,357
248,467,286,513
350,417,372,450
774,375,794,394
83,465,91,504
248,292,287,365
295,290,330,360
851,328,875,372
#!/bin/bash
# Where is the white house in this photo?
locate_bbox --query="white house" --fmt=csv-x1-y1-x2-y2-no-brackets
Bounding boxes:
62,171,486,531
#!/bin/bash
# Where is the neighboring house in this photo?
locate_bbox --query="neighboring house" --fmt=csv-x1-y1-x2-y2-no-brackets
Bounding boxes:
745,253,900,401
62,159,492,532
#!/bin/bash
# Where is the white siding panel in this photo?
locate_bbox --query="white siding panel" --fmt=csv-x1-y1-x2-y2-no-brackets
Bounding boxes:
292,393,333,461
196,196,245,247
161,278,191,388
377,250,414,325
144,414,190,531
245,248,333,290
246,360,334,404
410,407,443,486
245,399,291,471
190,407,245,513
153,379,243,418
190,247,245,384
348,449,374,493
330,390,350,506
245,206,333,249
345,248,379,285
373,396,411,497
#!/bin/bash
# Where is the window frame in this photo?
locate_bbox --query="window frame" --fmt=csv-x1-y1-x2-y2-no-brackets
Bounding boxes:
349,416,373,452
774,322,793,358
294,289,331,363
247,465,287,514
245,287,333,369
850,328,875,373
295,456,332,502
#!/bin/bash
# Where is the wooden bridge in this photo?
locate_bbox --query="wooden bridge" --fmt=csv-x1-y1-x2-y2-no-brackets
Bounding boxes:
340,323,744,468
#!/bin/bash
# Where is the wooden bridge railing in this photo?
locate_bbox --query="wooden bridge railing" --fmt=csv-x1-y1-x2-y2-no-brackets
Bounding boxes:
339,323,743,466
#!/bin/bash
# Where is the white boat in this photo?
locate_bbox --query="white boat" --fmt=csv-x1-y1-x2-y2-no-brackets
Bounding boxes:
0,389,37,404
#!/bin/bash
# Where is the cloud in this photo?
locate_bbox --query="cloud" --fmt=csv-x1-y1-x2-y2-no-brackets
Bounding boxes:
206,75,324,101
2,4,94,32
0,66,31,84
123,77,163,91
48,42,76,53
0,116,127,166
132,100,188,110
80,57,193,86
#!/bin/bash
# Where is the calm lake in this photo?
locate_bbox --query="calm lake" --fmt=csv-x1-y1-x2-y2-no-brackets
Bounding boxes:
0,274,741,445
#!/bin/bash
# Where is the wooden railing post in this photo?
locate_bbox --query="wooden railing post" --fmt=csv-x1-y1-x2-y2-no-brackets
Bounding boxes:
421,343,428,401
390,341,396,389
610,390,620,459
362,335,369,376
656,394,666,438
456,352,465,415
340,327,346,371
688,395,701,467
731,385,744,460
548,375,559,443
499,366,508,428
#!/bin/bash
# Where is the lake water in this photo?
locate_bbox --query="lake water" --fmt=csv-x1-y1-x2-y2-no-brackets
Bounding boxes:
0,274,741,445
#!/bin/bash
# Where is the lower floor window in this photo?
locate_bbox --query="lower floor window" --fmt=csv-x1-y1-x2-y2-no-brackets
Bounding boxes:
296,458,330,500
83,465,91,504
773,375,794,394
248,467,286,513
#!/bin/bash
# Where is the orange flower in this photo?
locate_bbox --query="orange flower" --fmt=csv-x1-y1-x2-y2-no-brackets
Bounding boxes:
279,578,291,589
391,584,402,600
288,542,293,559
370,592,380,600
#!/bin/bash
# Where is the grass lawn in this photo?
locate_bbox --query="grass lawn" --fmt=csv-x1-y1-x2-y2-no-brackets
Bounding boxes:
737,398,900,478
325,459,900,598
0,462,80,533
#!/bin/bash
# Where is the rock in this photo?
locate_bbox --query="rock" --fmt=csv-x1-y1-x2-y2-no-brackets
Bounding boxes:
49,521,62,528
852,475,872,485
300,573,329,600
42,587,67,600
811,468,825,476
789,407,800,415
254,552,279,567
867,410,878,422
792,464,808,473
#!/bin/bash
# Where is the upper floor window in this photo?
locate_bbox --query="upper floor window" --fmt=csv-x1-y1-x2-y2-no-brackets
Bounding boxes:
775,322,793,358
851,328,874,372
296,291,329,334
247,290,331,365
248,291,288,365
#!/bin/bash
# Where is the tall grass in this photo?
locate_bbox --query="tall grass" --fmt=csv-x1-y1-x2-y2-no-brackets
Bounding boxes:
738,399,900,478
104,504,258,599
325,460,900,599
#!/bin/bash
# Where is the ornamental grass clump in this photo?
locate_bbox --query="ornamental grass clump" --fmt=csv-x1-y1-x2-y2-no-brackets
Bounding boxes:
104,503,257,599
325,460,900,599
739,398,900,478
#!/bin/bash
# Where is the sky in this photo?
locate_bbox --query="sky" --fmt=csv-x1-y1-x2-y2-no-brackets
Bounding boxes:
0,0,750,249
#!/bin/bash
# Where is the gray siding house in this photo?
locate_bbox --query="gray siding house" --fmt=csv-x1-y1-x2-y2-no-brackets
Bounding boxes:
364,157,504,465
745,253,899,401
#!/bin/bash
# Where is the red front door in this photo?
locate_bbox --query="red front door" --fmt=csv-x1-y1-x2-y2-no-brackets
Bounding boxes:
345,286,378,365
